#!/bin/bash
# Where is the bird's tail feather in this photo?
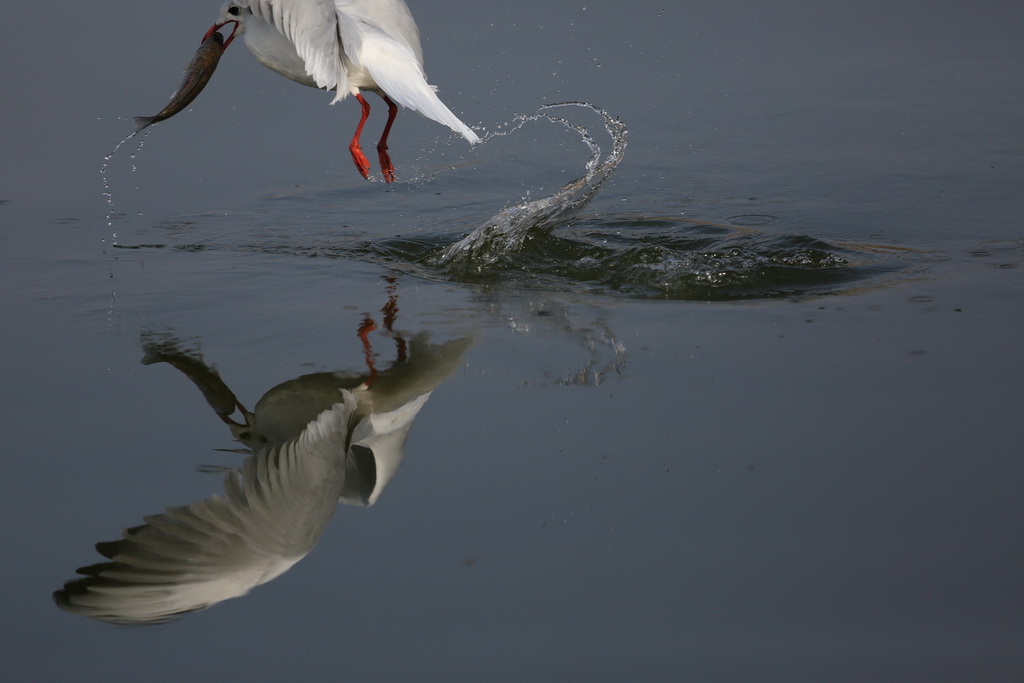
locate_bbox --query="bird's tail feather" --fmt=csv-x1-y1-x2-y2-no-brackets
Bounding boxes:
344,24,479,143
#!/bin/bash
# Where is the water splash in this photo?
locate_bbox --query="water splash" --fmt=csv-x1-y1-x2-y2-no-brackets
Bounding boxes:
102,126,151,331
436,102,627,270
101,127,150,239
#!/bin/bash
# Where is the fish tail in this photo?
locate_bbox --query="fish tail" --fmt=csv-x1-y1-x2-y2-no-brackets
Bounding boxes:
133,116,157,131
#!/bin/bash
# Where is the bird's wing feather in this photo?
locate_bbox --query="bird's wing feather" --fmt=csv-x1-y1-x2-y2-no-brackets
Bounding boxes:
336,14,479,142
334,0,423,62
246,0,347,94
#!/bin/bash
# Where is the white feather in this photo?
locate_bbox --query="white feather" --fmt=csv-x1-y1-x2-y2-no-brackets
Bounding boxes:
230,0,478,142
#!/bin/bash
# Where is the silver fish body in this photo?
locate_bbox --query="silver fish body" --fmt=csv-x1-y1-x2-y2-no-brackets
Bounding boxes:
134,32,225,131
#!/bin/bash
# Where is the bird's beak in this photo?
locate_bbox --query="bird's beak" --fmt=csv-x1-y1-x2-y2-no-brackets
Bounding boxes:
204,21,239,49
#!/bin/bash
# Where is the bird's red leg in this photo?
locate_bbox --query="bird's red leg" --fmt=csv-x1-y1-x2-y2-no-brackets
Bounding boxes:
357,316,379,387
349,93,373,180
376,95,399,183
381,275,407,362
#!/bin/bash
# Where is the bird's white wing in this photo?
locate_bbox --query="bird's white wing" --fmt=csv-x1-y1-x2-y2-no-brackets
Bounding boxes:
335,11,480,142
246,0,347,93
53,400,353,624
335,0,423,62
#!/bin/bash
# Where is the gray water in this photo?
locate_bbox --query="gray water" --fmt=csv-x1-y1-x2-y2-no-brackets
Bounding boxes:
2,1,1023,680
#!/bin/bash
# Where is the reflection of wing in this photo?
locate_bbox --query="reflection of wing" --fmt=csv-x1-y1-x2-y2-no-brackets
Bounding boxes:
53,400,353,624
339,335,477,506
366,335,476,412
342,391,431,506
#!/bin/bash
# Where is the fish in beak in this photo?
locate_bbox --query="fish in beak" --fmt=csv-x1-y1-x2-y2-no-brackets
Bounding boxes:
133,31,228,132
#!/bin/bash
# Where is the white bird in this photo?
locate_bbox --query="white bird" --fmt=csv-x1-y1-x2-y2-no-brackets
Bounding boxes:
204,0,480,183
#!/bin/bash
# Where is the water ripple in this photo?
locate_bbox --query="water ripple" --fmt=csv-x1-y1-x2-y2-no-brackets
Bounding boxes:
373,217,909,300
115,101,918,301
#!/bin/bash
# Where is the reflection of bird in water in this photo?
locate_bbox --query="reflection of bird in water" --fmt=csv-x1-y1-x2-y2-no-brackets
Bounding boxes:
205,0,479,182
54,299,473,624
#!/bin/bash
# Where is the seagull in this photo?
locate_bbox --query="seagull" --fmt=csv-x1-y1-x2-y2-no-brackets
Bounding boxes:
204,0,480,183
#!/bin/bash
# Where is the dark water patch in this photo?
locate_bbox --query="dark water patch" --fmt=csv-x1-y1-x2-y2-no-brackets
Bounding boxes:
113,243,167,250
557,230,877,301
725,214,780,227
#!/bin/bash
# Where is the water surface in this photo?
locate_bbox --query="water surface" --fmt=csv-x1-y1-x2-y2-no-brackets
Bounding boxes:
2,1,1023,680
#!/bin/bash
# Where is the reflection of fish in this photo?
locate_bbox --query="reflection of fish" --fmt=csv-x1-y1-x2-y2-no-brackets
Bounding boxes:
133,32,225,131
